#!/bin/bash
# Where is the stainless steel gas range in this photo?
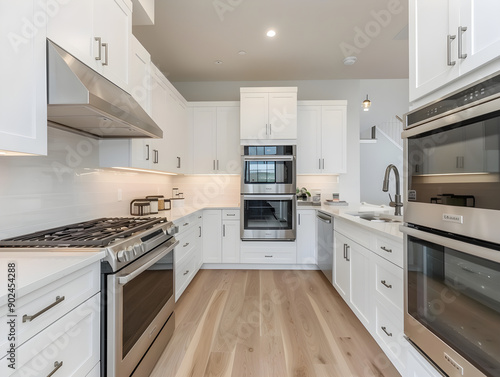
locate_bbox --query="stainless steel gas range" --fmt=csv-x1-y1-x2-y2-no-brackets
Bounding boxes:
0,217,179,377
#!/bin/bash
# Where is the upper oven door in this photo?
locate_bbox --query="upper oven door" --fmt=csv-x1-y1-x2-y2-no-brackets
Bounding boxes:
241,145,296,194
107,237,178,377
402,225,500,377
241,194,296,241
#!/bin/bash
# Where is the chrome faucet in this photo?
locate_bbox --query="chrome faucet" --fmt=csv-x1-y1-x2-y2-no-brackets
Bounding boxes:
382,164,403,216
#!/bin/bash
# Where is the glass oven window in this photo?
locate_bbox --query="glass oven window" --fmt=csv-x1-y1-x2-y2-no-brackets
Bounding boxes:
122,251,173,358
243,199,293,230
407,114,500,209
243,160,291,184
407,235,500,376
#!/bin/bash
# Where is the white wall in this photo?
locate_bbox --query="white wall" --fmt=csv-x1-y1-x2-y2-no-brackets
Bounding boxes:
173,79,362,205
360,132,403,206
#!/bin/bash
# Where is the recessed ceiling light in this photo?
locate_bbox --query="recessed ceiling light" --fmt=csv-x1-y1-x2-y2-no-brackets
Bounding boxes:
238,50,247,55
266,29,276,37
343,56,357,65
214,60,223,65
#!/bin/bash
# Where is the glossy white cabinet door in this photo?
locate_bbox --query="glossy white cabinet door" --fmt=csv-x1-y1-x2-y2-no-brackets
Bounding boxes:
296,210,317,264
321,105,347,174
192,107,217,173
297,106,322,174
222,220,240,263
268,92,297,139
203,210,222,263
240,92,268,139
165,88,190,173
216,106,240,174
458,0,500,76
409,0,458,101
0,1,47,155
93,0,131,90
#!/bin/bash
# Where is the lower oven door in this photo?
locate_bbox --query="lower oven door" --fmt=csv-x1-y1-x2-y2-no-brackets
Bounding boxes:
241,194,296,241
106,237,178,377
401,225,500,377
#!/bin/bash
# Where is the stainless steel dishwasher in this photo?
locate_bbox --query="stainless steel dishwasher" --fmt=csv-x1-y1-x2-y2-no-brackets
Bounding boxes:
316,211,333,283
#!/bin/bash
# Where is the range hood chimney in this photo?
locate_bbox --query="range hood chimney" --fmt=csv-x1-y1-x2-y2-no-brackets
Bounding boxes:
47,40,163,139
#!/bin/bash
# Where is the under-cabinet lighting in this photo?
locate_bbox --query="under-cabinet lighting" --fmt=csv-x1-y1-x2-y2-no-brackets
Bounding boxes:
112,167,177,176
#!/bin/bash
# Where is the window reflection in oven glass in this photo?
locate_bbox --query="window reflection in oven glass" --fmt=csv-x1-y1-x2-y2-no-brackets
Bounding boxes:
244,161,290,184
244,199,292,230
122,252,173,358
407,236,500,376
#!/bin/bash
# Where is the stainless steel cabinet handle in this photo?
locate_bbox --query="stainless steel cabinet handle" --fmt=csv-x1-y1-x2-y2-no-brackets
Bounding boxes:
319,159,321,169
94,37,102,61
322,159,325,169
458,26,468,59
213,160,216,170
183,222,189,226
47,361,63,377
223,224,226,237
23,296,65,323
177,157,181,168
183,270,189,275
343,244,347,259
265,255,273,258
183,242,189,247
381,280,392,289
381,326,393,337
346,245,350,261
217,160,219,170
380,246,392,253
145,144,150,161
447,34,456,66
269,124,272,135
102,42,109,66
298,213,301,225
199,226,202,237
153,149,158,164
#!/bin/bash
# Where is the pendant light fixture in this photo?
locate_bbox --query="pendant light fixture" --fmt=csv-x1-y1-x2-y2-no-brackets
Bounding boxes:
362,95,371,111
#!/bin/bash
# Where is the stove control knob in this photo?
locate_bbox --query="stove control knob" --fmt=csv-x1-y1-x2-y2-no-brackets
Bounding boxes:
127,245,136,258
117,250,130,262
133,243,143,256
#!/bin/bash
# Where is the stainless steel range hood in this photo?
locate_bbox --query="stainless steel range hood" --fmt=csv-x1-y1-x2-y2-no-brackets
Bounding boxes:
47,40,163,139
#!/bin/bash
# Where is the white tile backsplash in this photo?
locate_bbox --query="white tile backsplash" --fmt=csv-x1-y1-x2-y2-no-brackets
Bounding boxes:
296,175,341,201
172,175,240,207
0,128,173,239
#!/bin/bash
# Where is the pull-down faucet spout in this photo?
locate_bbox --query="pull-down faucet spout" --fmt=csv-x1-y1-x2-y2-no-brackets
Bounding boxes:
382,164,403,216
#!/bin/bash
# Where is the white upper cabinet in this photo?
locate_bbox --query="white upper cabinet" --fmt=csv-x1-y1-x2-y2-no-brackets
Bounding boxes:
297,101,347,174
0,1,47,155
191,103,240,174
240,87,297,140
47,0,132,91
410,0,500,102
128,36,151,113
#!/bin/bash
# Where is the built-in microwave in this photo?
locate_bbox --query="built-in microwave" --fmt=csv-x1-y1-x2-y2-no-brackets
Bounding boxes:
403,71,500,245
241,145,296,194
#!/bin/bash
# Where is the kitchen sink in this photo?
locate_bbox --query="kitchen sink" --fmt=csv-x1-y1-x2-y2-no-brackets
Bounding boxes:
346,212,403,223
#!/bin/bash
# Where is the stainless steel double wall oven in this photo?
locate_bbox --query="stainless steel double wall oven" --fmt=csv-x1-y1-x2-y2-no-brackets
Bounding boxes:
240,145,297,241
402,72,500,377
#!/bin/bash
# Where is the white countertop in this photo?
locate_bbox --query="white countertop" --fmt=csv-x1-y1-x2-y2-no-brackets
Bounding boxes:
0,251,105,304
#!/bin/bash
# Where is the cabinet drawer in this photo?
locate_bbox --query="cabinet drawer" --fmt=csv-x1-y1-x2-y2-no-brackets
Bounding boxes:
0,294,100,377
175,250,199,300
174,212,201,235
374,255,403,312
240,250,296,264
374,300,406,373
222,209,239,219
0,263,99,358
375,235,403,267
175,225,200,264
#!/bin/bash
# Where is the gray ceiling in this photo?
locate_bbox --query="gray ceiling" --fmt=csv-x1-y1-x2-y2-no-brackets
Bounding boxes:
133,0,409,83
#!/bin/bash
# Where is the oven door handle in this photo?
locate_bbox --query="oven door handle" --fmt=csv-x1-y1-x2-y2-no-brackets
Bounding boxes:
400,225,500,263
117,239,179,285
243,194,296,200
243,155,295,162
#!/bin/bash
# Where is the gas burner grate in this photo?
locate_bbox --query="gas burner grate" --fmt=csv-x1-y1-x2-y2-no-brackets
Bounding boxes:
0,217,166,248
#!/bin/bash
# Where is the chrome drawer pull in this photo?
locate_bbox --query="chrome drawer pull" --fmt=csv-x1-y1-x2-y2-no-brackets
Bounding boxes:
381,280,392,289
265,255,273,258
183,242,190,247
183,270,190,275
23,296,65,323
47,361,63,377
226,213,236,217
183,222,189,226
380,246,392,253
381,326,393,337
94,37,102,61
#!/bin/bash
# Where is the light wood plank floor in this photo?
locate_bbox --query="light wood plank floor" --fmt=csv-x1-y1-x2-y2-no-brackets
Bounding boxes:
150,270,401,377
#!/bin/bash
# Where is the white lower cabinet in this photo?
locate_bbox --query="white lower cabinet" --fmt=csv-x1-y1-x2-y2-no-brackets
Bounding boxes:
240,241,297,264
202,209,240,264
174,212,203,301
296,209,317,265
86,362,100,377
0,293,100,377
406,348,443,377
